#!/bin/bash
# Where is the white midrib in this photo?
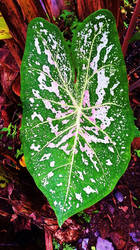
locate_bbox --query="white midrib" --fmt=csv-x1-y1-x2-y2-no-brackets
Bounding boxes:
63,106,81,210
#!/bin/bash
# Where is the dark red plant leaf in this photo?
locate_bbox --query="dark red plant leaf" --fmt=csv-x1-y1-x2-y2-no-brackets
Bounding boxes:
4,39,22,68
13,216,31,232
75,0,123,35
132,137,140,150
41,0,65,19
54,218,81,244
7,183,14,199
12,74,20,96
122,0,140,57
0,48,19,72
0,0,26,51
1,68,18,102
44,218,59,232
110,231,126,249
0,0,52,67
0,153,18,168
16,0,47,22
0,109,10,127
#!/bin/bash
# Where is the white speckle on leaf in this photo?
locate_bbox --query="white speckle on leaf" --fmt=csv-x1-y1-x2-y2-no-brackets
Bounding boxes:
38,74,61,98
30,143,40,151
106,159,112,166
40,29,48,35
76,203,79,208
60,143,71,155
99,22,103,28
57,183,62,186
49,127,75,149
44,49,55,65
47,171,54,178
84,34,88,45
49,81,60,97
43,100,52,109
50,189,55,194
40,153,51,161
48,121,58,136
79,142,99,171
32,89,41,99
77,171,84,181
54,201,57,206
83,185,98,194
40,22,43,27
81,154,88,166
92,161,99,172
48,143,55,148
94,24,98,32
38,72,46,87
29,98,34,103
75,193,83,203
110,81,120,96
90,178,96,183
43,65,51,77
42,177,48,186
96,15,105,20
103,44,113,63
52,40,57,50
62,119,69,125
35,38,41,54
35,61,40,65
31,112,44,122
83,90,90,107
82,64,86,70
90,32,108,72
50,161,55,167
94,106,114,130
108,147,114,153
96,68,109,103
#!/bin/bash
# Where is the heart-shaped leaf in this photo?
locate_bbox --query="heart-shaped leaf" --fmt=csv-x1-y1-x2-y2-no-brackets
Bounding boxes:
20,9,136,226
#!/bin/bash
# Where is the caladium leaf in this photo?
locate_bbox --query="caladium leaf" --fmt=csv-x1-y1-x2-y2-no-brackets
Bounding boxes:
20,9,137,227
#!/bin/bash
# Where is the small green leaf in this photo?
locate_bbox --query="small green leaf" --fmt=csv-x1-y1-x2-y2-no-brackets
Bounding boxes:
1,127,9,132
20,9,137,226
134,149,140,158
77,211,91,222
92,210,99,214
133,196,138,201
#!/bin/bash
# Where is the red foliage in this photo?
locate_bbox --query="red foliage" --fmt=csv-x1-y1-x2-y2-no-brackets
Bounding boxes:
75,0,123,28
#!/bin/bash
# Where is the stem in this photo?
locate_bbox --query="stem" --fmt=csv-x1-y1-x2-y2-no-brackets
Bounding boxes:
45,230,53,250
122,0,140,57
129,79,140,92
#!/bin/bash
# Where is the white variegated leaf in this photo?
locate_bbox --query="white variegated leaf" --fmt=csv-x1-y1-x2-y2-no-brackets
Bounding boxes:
20,9,136,226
